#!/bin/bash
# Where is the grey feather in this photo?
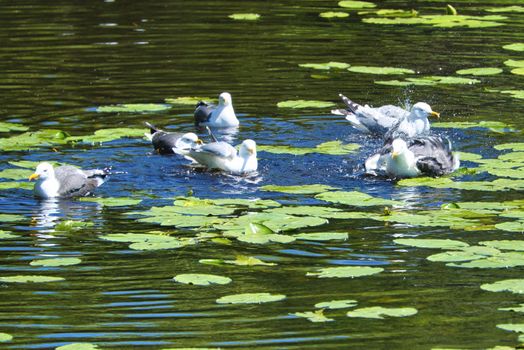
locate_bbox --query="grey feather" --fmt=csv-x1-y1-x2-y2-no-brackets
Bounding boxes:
197,142,237,159
194,101,215,126
54,166,109,198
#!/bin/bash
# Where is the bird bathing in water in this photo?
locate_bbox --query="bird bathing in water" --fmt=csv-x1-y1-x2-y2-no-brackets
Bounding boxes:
29,162,111,199
144,122,202,155
194,92,239,128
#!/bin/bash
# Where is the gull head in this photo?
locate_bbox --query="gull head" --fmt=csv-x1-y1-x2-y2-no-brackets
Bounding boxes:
391,139,409,159
239,139,257,157
29,162,55,181
176,133,203,150
218,92,233,106
411,102,440,119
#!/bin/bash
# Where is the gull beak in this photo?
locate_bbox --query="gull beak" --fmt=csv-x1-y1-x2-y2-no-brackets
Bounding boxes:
430,111,440,119
29,173,39,181
391,151,399,159
248,146,255,155
196,139,204,145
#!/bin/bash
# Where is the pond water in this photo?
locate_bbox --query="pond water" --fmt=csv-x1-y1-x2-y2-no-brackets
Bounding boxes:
1,0,524,349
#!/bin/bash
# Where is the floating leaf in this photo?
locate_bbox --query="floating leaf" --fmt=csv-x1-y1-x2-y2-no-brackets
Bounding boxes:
0,168,33,180
432,121,513,132
216,292,286,304
481,279,524,294
299,61,350,70
54,220,93,232
427,250,492,263
455,67,503,76
495,221,524,232
295,232,348,241
0,214,24,223
315,190,400,207
480,240,524,251
495,143,524,151
0,122,28,133
232,223,296,244
307,266,383,278
376,76,481,86
79,197,142,207
358,9,418,17
67,127,145,144
30,257,82,267
448,252,524,269
497,324,524,333
173,273,232,286
319,12,349,19
394,238,469,249
94,103,171,113
228,13,261,21
503,43,524,52
0,333,12,342
292,309,334,322
165,96,214,105
347,306,417,319
0,230,17,239
504,59,524,68
227,255,276,266
0,181,37,191
0,275,65,283
497,90,524,99
499,304,524,313
315,299,358,309
486,6,524,13
338,0,376,9
363,14,505,28
511,68,524,76
276,100,336,109
258,141,359,156
347,66,414,75
261,184,337,194
0,129,70,151
55,343,100,350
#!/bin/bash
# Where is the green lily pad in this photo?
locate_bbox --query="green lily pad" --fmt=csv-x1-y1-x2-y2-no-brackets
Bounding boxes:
30,257,82,267
504,59,524,68
455,67,503,76
276,100,336,109
0,214,24,223
294,232,348,241
0,129,70,151
54,220,93,232
164,96,214,105
306,266,384,278
497,324,524,333
363,14,506,28
495,143,524,151
0,275,65,283
67,127,145,144
0,333,12,342
55,343,100,350
0,168,34,180
432,121,513,132
228,13,261,21
0,122,28,133
94,103,171,113
358,9,418,17
480,240,524,251
258,141,359,156
216,292,286,304
394,238,469,249
319,12,349,19
0,230,17,239
486,6,524,13
497,90,524,99
315,299,358,309
79,197,142,207
499,304,524,312
199,255,277,267
347,66,414,75
448,252,524,269
346,306,418,319
481,279,524,294
299,62,350,70
129,239,193,251
511,68,524,76
173,273,232,286
261,184,337,194
338,0,376,9
292,309,334,323
503,43,524,52
495,221,524,232
427,250,494,263
376,75,481,86
0,181,36,191
456,151,483,162
315,190,400,207
232,223,296,244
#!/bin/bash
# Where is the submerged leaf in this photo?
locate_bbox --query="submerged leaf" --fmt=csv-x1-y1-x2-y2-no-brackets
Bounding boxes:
173,273,232,286
307,266,383,278
346,306,417,319
216,292,286,304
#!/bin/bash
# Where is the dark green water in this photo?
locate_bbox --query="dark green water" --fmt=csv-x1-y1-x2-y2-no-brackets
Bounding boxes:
1,1,524,349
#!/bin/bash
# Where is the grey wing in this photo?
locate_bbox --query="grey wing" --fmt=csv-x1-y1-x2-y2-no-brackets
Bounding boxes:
54,166,92,197
410,137,457,176
152,132,184,154
376,105,410,119
197,141,236,159
194,101,215,125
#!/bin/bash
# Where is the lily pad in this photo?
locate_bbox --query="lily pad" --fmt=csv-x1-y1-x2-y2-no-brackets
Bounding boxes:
0,333,12,342
165,96,214,105
292,309,334,322
363,14,506,28
503,43,524,52
0,129,70,151
394,238,469,250
347,66,415,75
497,324,524,333
261,184,337,194
481,279,524,294
294,232,348,241
0,275,65,283
480,240,524,251
497,90,524,99
54,220,93,232
306,266,384,278
258,141,359,156
504,59,524,68
315,299,358,309
216,292,286,304
30,257,82,267
319,12,349,19
299,62,350,70
338,0,376,9
67,127,145,144
495,221,524,232
511,68,524,76
346,306,417,319
79,197,142,207
228,13,261,21
376,76,481,86
100,232,191,251
0,168,34,180
499,304,524,313
173,273,232,286
448,252,524,269
232,223,296,244
0,231,17,239
486,6,524,13
94,103,171,113
199,255,277,267
276,100,336,109
455,67,503,76
315,190,400,207
358,9,418,17
0,214,24,223
55,343,100,350
432,121,513,132
0,122,28,133
0,181,34,191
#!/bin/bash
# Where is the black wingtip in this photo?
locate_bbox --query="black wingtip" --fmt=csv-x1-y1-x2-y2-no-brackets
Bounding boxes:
144,121,159,134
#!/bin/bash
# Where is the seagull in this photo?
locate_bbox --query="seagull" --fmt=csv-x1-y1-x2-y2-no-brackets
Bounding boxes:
365,136,460,179
173,139,257,175
194,92,239,128
332,94,439,138
29,162,111,199
144,122,202,154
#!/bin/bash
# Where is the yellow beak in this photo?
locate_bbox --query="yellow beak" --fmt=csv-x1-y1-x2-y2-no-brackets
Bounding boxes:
391,151,399,159
430,111,440,119
196,139,204,145
29,173,39,181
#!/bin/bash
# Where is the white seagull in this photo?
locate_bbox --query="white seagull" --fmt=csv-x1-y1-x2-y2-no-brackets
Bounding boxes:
332,94,439,139
365,136,460,179
194,92,239,128
173,139,257,175
29,162,111,199
144,122,202,155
